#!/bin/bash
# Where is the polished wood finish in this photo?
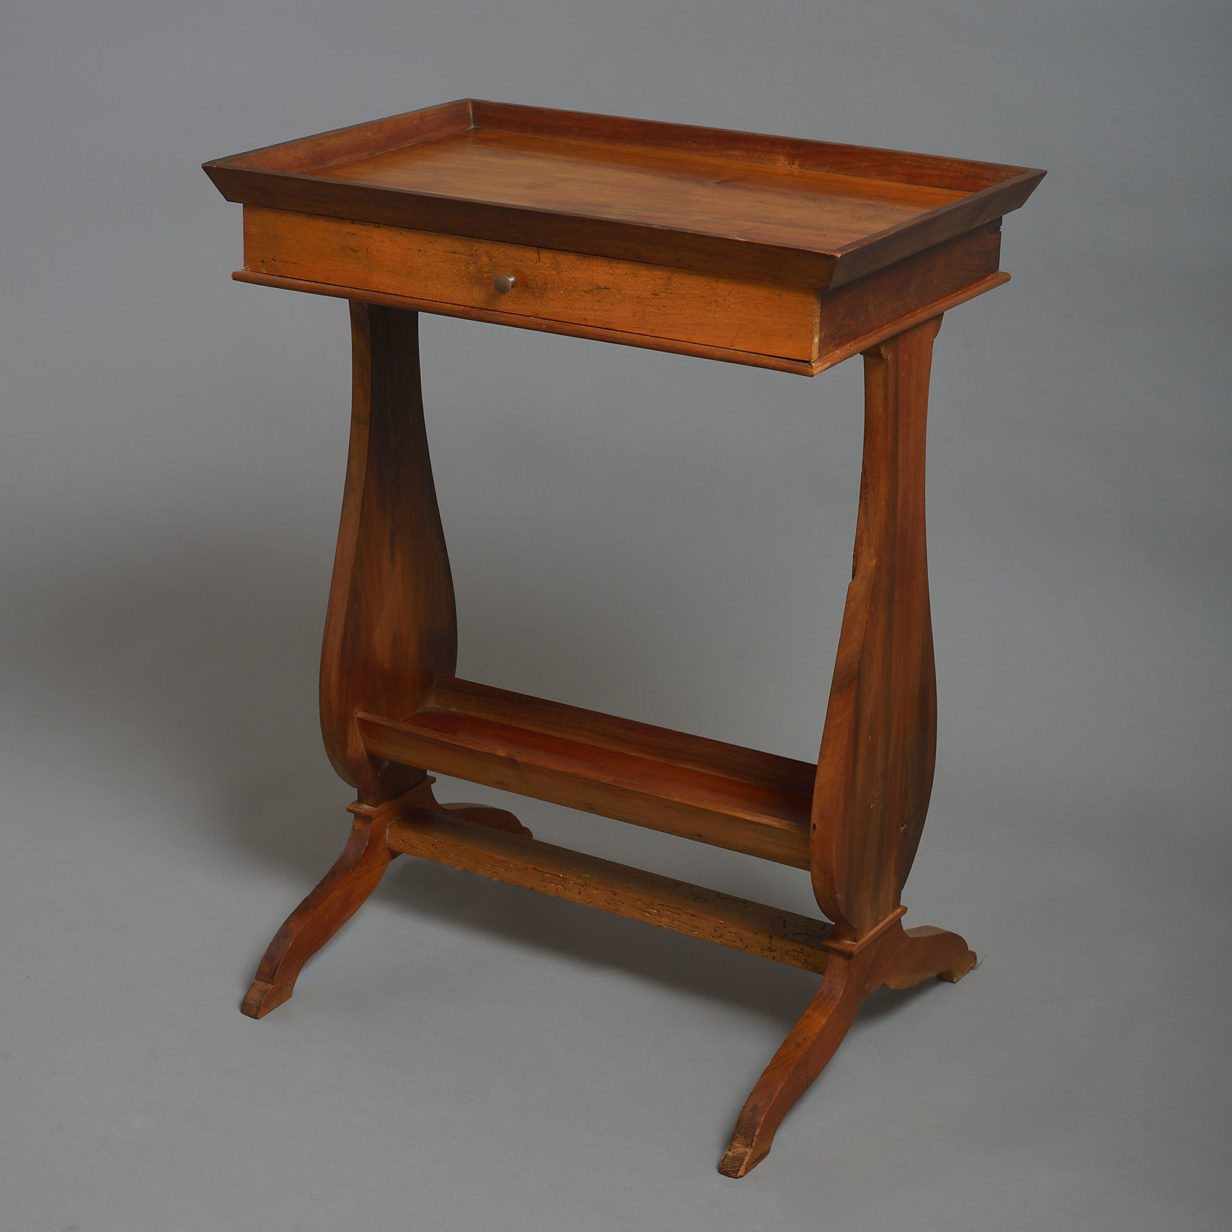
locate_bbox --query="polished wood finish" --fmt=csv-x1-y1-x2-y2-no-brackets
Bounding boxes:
318,302,455,800
240,206,1005,371
233,264,1009,377
359,676,814,868
812,318,942,937
204,99,1043,287
207,100,1037,373
207,103,1042,1178
719,913,976,1177
242,206,820,362
234,268,821,375
241,783,533,1017
241,794,400,1019
816,224,1000,359
316,128,964,256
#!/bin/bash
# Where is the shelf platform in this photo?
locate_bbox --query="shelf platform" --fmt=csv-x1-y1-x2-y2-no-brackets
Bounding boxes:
358,676,815,869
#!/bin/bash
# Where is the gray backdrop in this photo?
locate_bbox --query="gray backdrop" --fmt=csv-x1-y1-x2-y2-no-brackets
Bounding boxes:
3,2,1229,1229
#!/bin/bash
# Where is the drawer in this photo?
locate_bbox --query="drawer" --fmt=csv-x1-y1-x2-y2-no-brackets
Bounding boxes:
242,207,819,362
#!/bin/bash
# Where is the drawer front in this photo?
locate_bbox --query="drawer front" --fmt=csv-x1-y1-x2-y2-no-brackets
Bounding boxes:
242,207,818,362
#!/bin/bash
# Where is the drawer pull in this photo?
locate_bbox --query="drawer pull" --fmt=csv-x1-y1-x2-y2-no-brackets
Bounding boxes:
493,273,517,294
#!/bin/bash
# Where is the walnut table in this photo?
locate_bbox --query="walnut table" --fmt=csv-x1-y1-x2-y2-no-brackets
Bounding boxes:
204,101,1043,1177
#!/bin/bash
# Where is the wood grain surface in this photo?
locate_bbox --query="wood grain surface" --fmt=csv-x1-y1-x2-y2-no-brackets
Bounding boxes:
205,98,1044,287
359,676,814,869
318,303,455,799
811,317,942,937
387,804,834,973
242,205,818,360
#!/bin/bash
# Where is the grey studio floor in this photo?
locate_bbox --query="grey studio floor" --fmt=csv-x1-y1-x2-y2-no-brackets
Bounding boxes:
3,4,1229,1231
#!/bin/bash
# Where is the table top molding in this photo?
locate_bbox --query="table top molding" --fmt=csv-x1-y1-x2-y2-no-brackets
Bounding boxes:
204,99,1044,289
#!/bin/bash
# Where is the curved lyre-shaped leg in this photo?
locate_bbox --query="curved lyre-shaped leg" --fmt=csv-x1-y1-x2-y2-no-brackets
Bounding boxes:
319,301,457,801
721,317,975,1176
244,302,468,1017
812,316,943,937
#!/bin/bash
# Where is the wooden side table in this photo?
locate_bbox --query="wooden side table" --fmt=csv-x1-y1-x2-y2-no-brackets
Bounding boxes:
204,101,1043,1176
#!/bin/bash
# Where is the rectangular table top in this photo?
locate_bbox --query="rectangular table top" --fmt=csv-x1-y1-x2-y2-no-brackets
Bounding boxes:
204,100,1044,288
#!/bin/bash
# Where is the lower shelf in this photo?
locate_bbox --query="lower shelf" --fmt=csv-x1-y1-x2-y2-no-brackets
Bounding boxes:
358,676,816,868
388,804,834,975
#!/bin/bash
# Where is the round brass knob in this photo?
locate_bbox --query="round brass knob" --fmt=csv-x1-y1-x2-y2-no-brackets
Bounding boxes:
493,273,517,294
